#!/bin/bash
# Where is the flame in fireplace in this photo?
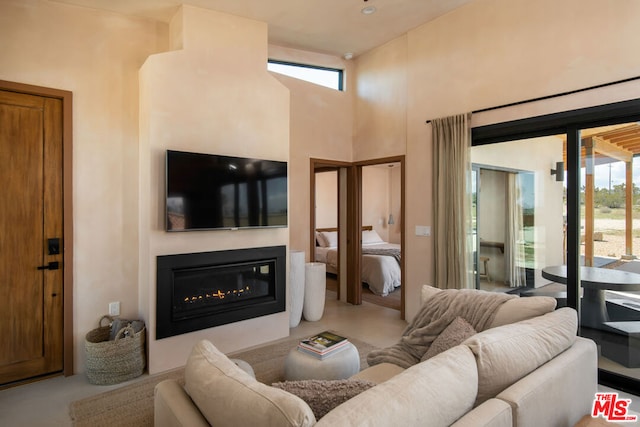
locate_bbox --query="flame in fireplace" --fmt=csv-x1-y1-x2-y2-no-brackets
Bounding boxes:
183,285,251,303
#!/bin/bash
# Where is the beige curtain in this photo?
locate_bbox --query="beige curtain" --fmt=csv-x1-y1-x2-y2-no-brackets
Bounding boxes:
433,113,473,289
505,173,525,287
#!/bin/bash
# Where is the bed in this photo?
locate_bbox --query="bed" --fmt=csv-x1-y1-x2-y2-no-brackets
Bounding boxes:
314,227,401,297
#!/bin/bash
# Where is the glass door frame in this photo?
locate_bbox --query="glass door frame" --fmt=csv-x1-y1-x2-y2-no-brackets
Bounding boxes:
472,98,640,393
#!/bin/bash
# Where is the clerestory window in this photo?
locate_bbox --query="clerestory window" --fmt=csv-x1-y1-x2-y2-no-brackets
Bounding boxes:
267,60,344,91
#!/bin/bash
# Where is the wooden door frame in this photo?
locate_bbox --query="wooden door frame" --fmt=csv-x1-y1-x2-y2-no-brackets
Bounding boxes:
310,158,353,301
1,80,73,377
355,156,406,320
310,156,406,320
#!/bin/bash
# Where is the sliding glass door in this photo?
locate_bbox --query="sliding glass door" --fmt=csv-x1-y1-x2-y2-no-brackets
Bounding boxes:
578,122,640,391
472,99,640,394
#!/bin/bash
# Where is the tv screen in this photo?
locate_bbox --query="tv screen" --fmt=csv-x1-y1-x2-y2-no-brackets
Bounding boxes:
166,150,288,231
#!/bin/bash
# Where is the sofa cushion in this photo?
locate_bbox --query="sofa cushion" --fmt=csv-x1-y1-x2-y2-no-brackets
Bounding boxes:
316,345,479,427
489,296,557,328
422,316,476,361
463,307,578,406
421,285,556,329
272,379,375,419
184,340,316,427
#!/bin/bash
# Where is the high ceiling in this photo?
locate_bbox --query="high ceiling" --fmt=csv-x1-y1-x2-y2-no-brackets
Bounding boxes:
52,0,474,58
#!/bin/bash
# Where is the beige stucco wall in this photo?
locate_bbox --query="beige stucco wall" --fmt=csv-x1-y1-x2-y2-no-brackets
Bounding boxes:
353,36,408,161
357,0,640,320
315,171,338,229
362,166,391,242
269,45,353,261
389,165,402,244
139,6,291,374
0,0,167,373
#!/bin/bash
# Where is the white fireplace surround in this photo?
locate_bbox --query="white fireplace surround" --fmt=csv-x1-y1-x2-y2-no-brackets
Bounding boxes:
138,5,291,374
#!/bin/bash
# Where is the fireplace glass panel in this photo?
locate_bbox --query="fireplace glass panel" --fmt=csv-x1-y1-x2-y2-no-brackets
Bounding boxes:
172,260,275,321
156,246,286,339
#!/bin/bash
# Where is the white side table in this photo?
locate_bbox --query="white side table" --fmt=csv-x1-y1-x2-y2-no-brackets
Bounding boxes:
303,262,326,321
284,343,360,381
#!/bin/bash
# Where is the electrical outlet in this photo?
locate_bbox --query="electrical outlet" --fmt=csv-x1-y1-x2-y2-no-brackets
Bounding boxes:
109,301,120,316
415,225,432,237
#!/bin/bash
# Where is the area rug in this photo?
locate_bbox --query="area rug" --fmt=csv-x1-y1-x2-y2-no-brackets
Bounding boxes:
68,333,377,427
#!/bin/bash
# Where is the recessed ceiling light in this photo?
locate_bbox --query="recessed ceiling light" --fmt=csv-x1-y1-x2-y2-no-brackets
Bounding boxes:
344,52,354,60
361,6,377,15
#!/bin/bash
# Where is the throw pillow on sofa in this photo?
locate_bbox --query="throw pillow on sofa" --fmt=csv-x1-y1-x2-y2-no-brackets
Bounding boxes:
184,340,316,427
272,379,375,419
421,316,476,361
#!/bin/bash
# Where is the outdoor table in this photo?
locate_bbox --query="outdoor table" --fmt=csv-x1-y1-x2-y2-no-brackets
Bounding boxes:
541,265,640,329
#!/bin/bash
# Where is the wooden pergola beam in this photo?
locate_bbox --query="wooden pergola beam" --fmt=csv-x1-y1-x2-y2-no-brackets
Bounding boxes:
592,136,633,163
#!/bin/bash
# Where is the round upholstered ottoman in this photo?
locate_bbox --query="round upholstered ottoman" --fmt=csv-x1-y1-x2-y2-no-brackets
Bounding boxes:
284,343,360,381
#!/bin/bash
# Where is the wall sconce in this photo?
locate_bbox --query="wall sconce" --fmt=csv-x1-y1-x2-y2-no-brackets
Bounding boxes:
388,214,395,225
550,161,564,182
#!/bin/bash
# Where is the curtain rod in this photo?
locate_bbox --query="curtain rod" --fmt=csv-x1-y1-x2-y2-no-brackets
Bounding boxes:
425,75,640,124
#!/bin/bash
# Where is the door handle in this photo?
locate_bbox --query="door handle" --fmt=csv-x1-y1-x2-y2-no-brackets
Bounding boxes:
36,261,59,271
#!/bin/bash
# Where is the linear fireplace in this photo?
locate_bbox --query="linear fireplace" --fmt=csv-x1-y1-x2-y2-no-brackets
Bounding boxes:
156,246,286,339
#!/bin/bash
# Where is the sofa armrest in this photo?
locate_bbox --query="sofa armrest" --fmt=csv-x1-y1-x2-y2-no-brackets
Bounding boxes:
450,399,512,427
496,337,597,427
154,379,209,427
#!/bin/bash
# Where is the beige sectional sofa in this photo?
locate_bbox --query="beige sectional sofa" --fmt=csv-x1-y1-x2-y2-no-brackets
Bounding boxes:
154,290,597,427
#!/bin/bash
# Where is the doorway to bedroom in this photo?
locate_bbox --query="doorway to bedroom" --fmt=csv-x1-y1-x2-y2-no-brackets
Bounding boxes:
311,157,405,318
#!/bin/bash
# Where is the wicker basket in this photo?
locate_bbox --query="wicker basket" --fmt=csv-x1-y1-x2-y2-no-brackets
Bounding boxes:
85,315,146,385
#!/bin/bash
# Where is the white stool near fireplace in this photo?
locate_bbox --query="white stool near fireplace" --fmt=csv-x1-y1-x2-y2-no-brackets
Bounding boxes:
303,262,326,321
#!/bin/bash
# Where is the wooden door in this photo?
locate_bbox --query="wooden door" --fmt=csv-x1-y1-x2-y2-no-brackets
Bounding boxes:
0,90,64,385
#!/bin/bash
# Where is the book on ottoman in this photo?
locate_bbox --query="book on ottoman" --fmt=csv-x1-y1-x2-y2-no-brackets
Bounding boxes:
298,331,349,359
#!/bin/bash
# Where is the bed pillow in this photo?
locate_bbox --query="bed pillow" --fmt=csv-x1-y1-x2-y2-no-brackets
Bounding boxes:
362,229,384,245
421,316,477,361
272,379,375,419
319,231,338,248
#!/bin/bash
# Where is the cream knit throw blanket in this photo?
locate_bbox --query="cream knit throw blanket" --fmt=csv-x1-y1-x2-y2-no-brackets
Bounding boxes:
367,289,516,368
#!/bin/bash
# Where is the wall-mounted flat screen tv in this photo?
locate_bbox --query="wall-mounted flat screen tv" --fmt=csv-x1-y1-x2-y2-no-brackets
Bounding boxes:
166,150,288,231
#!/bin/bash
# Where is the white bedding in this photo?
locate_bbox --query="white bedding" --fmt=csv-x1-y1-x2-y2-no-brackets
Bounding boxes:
315,243,401,296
